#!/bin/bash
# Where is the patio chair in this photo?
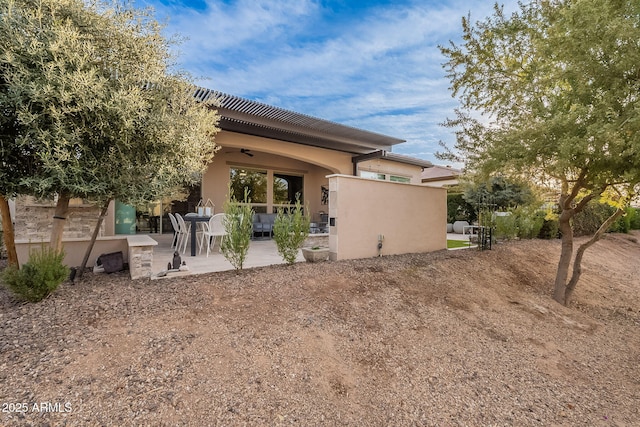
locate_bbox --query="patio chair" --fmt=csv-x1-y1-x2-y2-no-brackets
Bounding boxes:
174,213,191,254
168,213,180,249
200,213,227,257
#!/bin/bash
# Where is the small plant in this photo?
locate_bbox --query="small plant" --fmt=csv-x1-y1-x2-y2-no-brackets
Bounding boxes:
221,187,254,271
1,246,68,302
273,196,310,264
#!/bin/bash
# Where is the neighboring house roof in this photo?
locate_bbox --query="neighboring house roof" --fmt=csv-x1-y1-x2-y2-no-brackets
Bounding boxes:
353,150,433,169
421,165,462,183
193,88,405,155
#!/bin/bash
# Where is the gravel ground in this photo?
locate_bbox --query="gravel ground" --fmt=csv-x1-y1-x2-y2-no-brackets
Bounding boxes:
1,233,639,426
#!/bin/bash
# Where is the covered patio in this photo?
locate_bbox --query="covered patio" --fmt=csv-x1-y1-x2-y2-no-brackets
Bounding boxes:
149,233,305,278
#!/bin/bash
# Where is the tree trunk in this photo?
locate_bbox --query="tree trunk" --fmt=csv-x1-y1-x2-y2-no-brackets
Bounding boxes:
77,199,111,279
564,207,625,305
0,195,19,268
553,209,574,305
50,193,71,253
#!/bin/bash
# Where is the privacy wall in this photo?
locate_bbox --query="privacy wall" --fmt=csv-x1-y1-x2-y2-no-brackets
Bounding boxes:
328,175,447,261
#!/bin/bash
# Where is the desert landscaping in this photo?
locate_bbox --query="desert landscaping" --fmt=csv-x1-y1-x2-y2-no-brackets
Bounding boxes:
1,232,639,426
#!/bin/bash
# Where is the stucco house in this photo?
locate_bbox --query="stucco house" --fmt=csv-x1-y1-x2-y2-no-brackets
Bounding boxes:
421,165,462,187
14,89,447,270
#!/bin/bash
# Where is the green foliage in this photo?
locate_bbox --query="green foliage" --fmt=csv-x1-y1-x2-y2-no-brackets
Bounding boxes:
221,188,254,271
572,202,614,237
440,0,640,303
464,177,534,211
447,239,470,249
538,218,559,240
571,202,636,236
273,197,310,265
629,207,640,230
447,193,475,223
0,0,219,252
494,213,518,241
494,207,545,241
440,0,640,227
1,246,68,302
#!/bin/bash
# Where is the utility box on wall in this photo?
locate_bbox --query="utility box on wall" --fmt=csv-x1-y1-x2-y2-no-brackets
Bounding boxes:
327,174,447,261
115,201,136,235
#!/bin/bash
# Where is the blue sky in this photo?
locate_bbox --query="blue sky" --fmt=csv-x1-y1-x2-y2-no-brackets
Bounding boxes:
137,0,520,165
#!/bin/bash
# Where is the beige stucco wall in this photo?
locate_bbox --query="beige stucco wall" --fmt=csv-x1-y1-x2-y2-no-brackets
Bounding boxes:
201,131,348,216
16,236,129,268
328,175,447,260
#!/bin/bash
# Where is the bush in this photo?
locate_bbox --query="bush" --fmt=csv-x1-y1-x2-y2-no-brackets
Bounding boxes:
447,193,476,223
494,213,517,240
221,188,254,271
1,246,68,302
494,206,545,240
515,206,545,239
538,218,559,239
273,196,310,265
573,202,634,236
629,207,640,230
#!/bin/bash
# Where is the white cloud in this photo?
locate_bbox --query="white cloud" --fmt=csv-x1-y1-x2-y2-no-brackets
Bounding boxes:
143,0,521,163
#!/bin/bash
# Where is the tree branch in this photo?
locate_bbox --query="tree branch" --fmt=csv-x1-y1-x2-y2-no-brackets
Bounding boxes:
564,206,626,305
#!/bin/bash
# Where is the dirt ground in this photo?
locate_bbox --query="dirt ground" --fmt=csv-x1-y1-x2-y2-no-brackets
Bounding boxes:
1,232,639,426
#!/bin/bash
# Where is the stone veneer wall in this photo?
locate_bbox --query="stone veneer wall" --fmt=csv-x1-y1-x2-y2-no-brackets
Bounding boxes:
14,197,104,241
128,245,154,279
303,234,329,248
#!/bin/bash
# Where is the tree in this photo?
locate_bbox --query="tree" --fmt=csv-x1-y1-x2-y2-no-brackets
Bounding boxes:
463,176,534,211
439,0,640,306
0,0,219,270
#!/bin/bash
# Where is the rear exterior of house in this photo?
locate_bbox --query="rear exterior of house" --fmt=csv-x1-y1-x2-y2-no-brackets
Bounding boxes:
13,89,446,268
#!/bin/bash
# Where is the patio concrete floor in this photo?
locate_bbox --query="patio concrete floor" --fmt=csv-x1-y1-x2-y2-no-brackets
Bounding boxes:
147,232,473,278
150,233,304,278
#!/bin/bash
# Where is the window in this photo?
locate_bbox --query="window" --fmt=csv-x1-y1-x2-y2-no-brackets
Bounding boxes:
229,168,267,204
360,171,411,183
360,171,386,180
390,175,411,183
229,167,304,213
273,173,303,205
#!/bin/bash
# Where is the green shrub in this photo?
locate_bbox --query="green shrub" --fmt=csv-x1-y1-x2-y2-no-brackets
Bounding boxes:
494,213,517,240
573,202,634,236
572,202,612,236
515,206,545,239
538,218,559,239
629,207,640,230
221,188,254,271
1,246,68,302
273,196,310,265
447,193,476,223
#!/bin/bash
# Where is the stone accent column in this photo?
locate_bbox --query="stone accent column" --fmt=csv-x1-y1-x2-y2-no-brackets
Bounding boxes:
126,236,158,280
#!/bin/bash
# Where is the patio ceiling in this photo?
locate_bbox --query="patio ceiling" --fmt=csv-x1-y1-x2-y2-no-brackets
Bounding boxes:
193,87,405,155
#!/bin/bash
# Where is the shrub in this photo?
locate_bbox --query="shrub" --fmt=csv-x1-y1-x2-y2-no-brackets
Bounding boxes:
273,196,310,265
573,202,635,236
494,212,517,240
221,188,254,271
1,246,68,302
515,206,545,239
447,193,476,223
629,207,640,230
538,218,559,239
572,202,614,236
494,206,544,240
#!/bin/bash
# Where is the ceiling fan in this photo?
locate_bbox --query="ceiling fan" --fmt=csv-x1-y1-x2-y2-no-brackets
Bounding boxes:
224,148,254,157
